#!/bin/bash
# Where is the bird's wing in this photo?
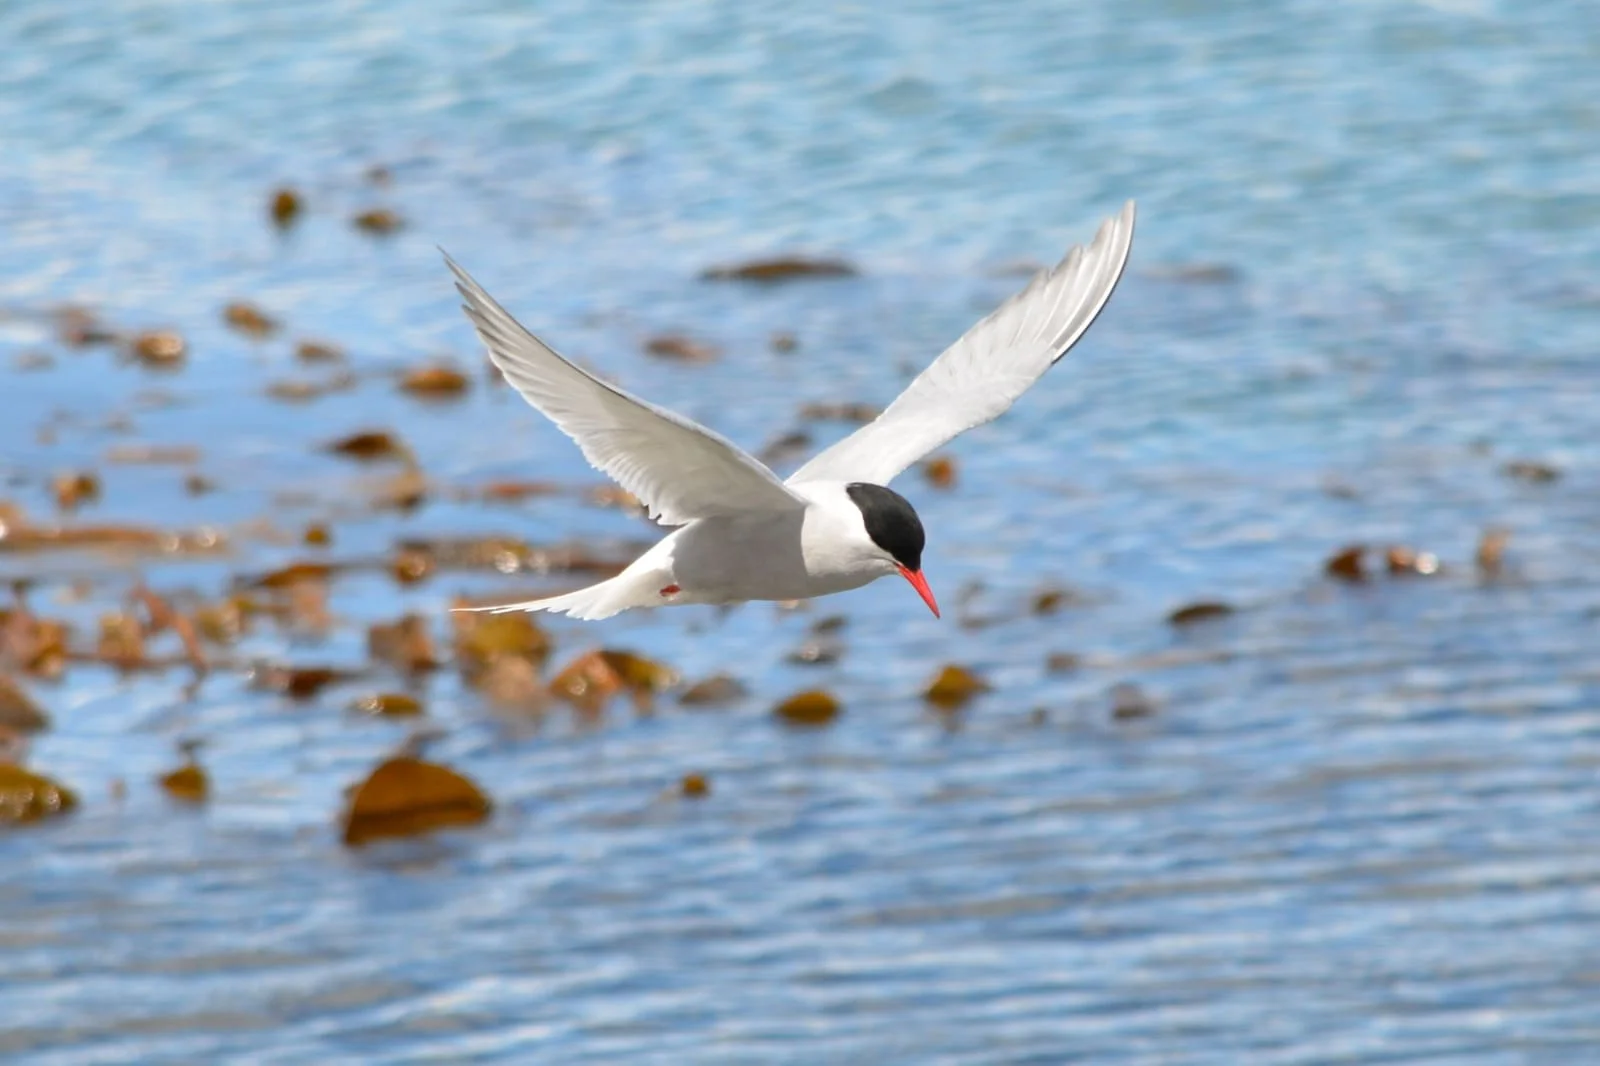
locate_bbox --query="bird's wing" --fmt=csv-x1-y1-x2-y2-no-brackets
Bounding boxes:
787,201,1135,488
446,254,806,525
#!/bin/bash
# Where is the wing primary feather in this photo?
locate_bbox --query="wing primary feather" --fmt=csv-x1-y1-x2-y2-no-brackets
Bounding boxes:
442,252,805,524
786,201,1136,488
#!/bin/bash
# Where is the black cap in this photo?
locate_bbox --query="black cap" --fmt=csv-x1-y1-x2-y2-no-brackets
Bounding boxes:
845,483,925,572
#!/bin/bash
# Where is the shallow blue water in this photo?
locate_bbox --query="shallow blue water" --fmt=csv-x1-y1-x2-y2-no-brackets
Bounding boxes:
3,1,1600,1062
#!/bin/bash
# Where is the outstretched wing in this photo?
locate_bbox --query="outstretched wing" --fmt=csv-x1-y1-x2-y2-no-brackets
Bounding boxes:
788,201,1135,487
446,254,805,525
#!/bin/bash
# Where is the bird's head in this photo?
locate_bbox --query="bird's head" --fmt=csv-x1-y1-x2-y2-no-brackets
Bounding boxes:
845,482,939,618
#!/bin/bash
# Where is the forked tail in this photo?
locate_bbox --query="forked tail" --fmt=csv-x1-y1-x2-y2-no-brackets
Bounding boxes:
454,575,632,621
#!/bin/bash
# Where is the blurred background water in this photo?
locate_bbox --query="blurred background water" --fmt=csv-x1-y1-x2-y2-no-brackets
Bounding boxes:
3,0,1600,1062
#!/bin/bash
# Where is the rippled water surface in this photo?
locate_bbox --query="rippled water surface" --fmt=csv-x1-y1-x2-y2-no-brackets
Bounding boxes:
4,1,1600,1062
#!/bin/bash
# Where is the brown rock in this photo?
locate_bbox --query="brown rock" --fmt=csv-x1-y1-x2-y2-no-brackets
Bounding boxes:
0,764,77,824
52,472,101,512
295,338,345,363
1045,652,1082,673
1031,586,1082,615
254,562,335,589
158,761,208,804
1503,460,1560,484
799,402,880,424
596,650,678,708
1476,527,1510,577
0,673,49,732
341,755,492,846
1385,546,1441,576
679,674,748,707
785,638,842,666
222,302,279,339
97,612,145,668
478,480,562,503
1110,683,1156,720
390,547,433,585
702,256,858,282
773,689,841,728
129,330,187,369
367,614,437,672
324,431,413,463
923,664,990,710
1324,545,1366,582
352,208,405,236
56,306,118,348
644,334,719,363
478,655,547,711
922,455,957,489
1167,601,1235,626
549,650,625,715
453,611,550,672
254,665,355,701
351,693,424,718
399,364,469,398
269,187,303,229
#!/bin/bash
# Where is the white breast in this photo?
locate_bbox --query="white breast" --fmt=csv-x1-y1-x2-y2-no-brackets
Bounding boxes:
651,481,892,604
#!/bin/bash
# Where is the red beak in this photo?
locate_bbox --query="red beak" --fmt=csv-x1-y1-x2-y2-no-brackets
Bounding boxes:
896,564,941,618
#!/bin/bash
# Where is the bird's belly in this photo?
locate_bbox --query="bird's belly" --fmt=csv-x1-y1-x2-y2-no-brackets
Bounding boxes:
680,554,877,604
719,566,877,603
664,515,878,604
